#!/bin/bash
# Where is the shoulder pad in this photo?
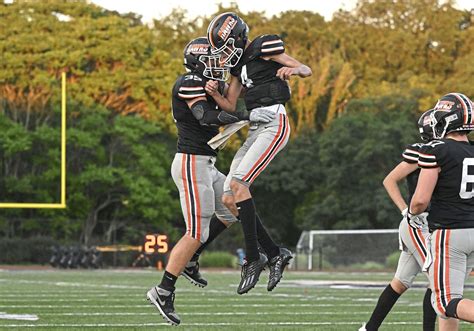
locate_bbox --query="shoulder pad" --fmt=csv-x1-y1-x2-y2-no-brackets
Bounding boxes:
418,140,446,169
257,34,285,56
177,75,206,100
402,142,424,163
240,34,285,63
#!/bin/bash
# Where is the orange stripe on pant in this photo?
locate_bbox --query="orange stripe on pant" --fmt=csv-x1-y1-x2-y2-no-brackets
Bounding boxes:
248,115,289,184
242,114,284,182
434,230,445,314
181,154,192,235
434,230,449,315
190,155,201,240
445,230,451,303
408,227,426,263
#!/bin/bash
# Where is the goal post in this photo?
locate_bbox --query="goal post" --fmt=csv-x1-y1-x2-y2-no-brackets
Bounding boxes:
296,229,399,271
0,72,67,209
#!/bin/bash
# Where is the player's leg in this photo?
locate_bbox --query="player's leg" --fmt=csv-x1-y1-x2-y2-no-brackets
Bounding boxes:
363,255,410,331
184,166,238,287
147,154,214,325
428,229,472,325
221,129,268,293
221,135,251,216
422,287,437,331
182,215,228,287
232,113,290,261
231,113,290,294
445,230,474,322
363,220,429,331
262,217,293,291
224,191,292,291
402,224,438,331
223,189,282,263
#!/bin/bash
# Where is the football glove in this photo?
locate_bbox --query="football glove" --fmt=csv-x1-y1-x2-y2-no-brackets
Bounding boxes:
249,108,276,123
405,211,428,229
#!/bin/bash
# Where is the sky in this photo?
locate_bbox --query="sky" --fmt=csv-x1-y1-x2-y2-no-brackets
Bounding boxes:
90,0,474,23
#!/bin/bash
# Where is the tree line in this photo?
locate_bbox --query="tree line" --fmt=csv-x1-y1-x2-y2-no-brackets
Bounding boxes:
0,0,473,248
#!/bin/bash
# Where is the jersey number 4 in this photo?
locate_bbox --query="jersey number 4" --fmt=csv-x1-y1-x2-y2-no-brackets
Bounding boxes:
460,158,474,199
240,65,254,88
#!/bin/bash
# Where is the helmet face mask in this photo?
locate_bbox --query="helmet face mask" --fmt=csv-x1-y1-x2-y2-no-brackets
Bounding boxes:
212,37,244,68
183,37,229,82
200,54,230,81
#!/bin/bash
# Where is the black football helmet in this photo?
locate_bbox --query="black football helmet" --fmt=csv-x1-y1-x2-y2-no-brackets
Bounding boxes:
183,37,229,81
207,12,249,67
430,93,474,139
417,108,435,141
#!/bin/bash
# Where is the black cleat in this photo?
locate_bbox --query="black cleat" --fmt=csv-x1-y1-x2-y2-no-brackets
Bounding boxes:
146,286,180,326
267,247,293,291
182,261,208,288
237,253,268,295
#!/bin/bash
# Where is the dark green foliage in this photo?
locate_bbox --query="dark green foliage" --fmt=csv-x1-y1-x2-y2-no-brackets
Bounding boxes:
0,0,473,253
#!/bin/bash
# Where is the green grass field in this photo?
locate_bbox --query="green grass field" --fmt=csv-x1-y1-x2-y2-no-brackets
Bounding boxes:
1,268,474,330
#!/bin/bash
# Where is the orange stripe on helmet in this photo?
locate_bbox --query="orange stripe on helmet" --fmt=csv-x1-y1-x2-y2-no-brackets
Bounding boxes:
451,93,468,124
207,13,228,48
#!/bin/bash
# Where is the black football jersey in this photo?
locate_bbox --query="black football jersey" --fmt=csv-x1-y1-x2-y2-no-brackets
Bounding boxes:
418,139,474,230
171,73,223,156
230,35,291,110
402,142,424,201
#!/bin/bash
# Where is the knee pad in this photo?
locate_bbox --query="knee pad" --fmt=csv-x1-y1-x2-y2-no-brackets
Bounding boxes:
445,298,462,318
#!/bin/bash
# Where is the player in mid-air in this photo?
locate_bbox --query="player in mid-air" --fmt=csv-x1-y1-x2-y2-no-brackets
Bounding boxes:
360,109,440,331
409,93,474,329
205,12,312,294
146,37,278,325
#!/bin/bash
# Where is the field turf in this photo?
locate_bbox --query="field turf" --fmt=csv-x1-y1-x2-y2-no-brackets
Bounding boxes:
1,268,474,330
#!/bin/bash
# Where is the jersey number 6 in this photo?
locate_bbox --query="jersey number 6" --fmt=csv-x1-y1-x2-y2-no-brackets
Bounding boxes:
460,158,474,199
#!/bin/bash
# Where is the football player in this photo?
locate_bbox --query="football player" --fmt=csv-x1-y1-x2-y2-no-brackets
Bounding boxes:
410,93,474,328
146,37,277,325
360,109,439,331
206,12,312,294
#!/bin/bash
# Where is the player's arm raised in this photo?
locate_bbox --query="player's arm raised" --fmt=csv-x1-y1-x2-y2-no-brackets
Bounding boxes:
383,162,418,213
205,76,242,112
264,53,312,80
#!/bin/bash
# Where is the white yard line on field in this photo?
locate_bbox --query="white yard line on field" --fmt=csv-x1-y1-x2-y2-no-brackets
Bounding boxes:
0,279,143,289
0,312,38,321
37,311,421,316
0,295,379,302
0,321,423,328
0,303,388,309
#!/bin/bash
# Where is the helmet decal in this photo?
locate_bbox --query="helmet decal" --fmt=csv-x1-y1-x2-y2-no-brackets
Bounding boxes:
217,16,238,42
417,108,435,141
186,43,210,55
